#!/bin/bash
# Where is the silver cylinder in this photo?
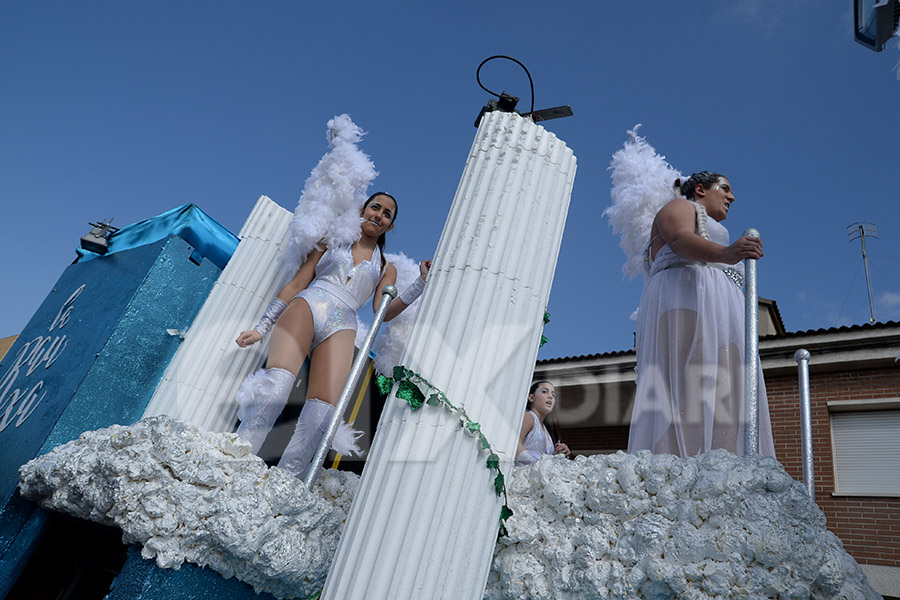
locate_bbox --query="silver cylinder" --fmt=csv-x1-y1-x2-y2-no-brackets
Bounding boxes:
743,227,760,455
302,284,399,489
795,348,815,501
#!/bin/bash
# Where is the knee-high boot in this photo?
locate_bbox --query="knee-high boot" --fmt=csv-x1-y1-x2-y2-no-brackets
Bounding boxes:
235,367,296,454
277,398,334,476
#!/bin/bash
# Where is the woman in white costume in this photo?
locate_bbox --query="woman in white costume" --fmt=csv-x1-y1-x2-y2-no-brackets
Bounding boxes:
516,381,571,466
627,172,776,458
235,192,431,475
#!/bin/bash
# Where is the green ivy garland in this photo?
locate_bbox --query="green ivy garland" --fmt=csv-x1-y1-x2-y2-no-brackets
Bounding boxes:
376,365,514,537
540,310,551,348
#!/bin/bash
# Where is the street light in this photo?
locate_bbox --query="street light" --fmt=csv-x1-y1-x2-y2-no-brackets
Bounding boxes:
853,0,899,52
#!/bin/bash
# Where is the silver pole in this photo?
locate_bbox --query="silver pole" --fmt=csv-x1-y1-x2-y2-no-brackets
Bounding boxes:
794,349,815,501
302,284,398,489
743,227,760,455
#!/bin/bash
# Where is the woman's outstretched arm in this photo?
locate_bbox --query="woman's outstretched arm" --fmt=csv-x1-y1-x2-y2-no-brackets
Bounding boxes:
381,259,432,322
235,248,325,347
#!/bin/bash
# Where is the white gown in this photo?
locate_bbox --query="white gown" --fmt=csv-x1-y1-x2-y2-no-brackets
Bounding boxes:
627,215,776,458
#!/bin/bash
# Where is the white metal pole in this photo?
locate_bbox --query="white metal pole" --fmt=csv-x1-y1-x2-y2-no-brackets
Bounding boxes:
794,348,815,501
743,227,760,455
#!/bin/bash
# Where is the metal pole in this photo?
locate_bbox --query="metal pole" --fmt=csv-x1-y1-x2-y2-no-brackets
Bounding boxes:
743,227,760,455
859,226,876,324
302,284,398,489
794,348,815,501
847,222,878,324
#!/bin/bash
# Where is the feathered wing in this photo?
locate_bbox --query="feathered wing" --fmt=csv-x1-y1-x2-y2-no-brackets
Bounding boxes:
281,114,379,277
604,125,682,280
371,252,422,376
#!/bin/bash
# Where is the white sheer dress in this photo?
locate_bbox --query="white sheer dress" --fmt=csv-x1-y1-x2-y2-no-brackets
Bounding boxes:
627,213,776,458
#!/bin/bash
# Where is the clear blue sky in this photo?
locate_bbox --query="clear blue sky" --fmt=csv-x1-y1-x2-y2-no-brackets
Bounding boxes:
2,1,899,360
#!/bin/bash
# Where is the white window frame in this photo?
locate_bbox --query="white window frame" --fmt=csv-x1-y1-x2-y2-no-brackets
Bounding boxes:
829,398,900,497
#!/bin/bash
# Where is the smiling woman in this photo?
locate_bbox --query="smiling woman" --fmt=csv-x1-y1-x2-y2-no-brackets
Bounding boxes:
627,171,776,459
233,191,432,476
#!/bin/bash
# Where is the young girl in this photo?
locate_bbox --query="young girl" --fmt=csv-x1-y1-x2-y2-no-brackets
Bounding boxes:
235,192,431,475
516,381,570,466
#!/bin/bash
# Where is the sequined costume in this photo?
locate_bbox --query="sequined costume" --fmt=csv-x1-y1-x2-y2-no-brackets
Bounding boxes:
515,410,555,466
293,245,383,348
627,212,776,458
235,243,383,473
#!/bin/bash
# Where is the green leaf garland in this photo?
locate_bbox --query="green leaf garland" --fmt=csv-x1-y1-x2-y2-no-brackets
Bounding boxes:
540,310,551,347
375,366,514,536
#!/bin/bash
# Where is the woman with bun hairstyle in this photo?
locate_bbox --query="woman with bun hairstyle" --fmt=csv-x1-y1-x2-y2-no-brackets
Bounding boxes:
516,381,571,466
627,172,775,458
235,192,431,476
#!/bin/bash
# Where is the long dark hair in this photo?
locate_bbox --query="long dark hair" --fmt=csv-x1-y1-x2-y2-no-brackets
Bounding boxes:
363,191,397,273
527,380,561,443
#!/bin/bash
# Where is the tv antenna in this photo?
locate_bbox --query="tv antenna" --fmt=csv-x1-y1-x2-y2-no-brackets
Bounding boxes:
847,222,878,323
473,55,573,127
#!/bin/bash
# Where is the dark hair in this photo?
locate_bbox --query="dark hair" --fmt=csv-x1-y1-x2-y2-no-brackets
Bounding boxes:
363,192,397,272
527,380,561,442
528,380,552,395
674,171,726,199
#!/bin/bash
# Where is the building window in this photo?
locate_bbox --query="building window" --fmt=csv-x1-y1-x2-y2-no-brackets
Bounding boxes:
831,406,900,496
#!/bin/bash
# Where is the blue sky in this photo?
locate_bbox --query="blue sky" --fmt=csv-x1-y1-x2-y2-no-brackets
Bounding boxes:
1,1,899,361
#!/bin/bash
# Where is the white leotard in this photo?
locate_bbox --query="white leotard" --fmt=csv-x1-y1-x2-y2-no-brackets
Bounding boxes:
294,245,383,348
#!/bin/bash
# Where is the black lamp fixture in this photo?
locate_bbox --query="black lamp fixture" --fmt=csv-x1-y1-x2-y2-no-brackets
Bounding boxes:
80,219,120,255
854,0,899,51
474,55,573,127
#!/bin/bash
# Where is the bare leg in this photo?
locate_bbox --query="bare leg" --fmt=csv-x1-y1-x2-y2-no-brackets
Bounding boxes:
277,329,357,475
267,298,316,377
712,341,742,454
306,329,356,405
235,299,315,453
653,308,704,456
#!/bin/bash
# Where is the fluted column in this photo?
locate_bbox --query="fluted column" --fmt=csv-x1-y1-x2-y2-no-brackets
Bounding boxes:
143,195,291,432
323,111,576,600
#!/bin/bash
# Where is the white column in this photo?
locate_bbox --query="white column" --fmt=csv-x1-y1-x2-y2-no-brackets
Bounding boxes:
143,195,291,432
323,111,576,600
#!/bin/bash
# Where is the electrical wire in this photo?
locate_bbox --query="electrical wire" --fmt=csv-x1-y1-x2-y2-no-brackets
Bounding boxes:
475,55,535,114
834,259,863,327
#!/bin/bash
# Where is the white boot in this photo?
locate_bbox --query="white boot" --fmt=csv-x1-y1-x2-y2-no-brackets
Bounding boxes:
277,398,334,476
235,367,296,454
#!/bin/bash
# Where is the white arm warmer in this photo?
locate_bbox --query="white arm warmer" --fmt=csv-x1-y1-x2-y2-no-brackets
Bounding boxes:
252,298,288,336
399,276,426,305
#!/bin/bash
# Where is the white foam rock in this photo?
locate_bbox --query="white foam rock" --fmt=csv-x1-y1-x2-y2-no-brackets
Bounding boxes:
488,451,879,600
17,416,355,600
19,418,878,599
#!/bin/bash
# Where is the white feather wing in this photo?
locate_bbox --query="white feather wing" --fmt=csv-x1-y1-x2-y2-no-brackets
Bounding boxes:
604,125,682,280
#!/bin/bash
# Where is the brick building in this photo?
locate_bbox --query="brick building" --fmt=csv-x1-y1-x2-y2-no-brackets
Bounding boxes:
535,312,900,599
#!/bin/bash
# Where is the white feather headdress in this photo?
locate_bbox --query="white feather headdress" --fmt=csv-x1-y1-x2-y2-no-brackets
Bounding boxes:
281,114,378,276
604,125,682,280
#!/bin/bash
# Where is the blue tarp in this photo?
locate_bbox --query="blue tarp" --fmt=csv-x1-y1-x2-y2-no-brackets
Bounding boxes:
75,203,239,270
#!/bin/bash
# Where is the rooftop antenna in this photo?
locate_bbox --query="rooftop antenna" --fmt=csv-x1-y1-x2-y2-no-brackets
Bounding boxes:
473,55,573,127
847,222,879,323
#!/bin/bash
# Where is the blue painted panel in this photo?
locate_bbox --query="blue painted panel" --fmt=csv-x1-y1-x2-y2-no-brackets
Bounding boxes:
0,235,226,598
0,240,167,509
43,237,220,452
107,547,278,600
